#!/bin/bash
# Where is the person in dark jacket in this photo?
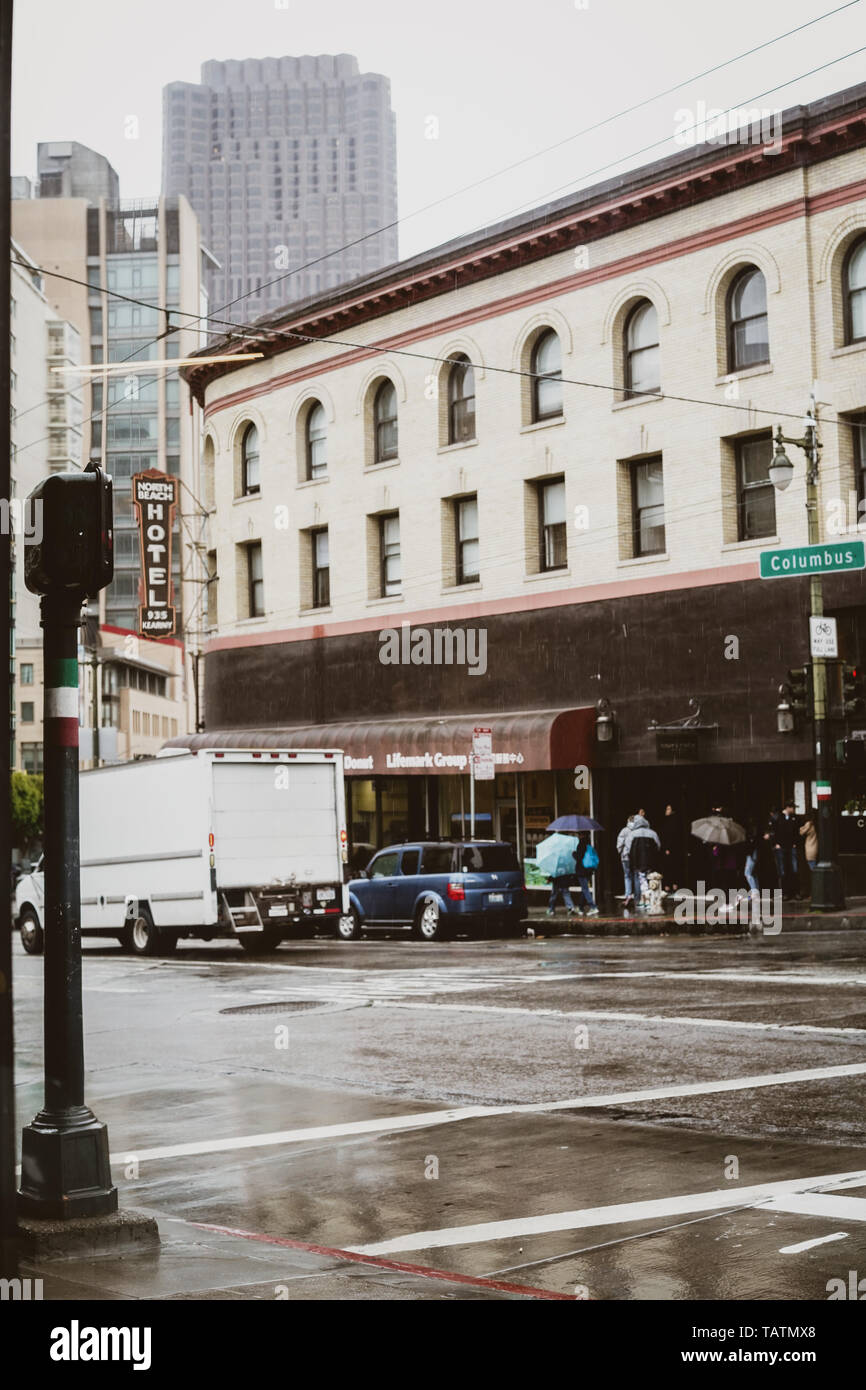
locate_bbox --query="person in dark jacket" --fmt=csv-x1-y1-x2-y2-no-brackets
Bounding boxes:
768,801,801,899
572,835,600,918
625,815,661,909
659,804,682,890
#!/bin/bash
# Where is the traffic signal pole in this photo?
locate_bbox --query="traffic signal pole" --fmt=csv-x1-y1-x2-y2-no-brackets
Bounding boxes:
805,427,845,910
16,465,117,1218
18,591,116,1216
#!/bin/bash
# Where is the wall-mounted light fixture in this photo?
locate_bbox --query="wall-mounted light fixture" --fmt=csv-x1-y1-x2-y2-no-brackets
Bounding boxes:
595,697,615,743
776,683,795,734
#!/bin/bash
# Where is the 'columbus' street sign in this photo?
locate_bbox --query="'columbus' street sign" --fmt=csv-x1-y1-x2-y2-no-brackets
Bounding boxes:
759,540,866,579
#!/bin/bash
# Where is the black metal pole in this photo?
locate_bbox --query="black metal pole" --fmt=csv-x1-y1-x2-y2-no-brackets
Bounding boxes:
0,0,17,1272
18,591,116,1218
805,428,844,910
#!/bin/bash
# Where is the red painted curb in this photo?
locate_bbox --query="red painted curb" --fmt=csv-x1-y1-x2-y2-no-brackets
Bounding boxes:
189,1220,578,1300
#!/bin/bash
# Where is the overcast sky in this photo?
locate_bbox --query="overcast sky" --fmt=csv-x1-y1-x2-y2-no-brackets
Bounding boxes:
12,0,866,260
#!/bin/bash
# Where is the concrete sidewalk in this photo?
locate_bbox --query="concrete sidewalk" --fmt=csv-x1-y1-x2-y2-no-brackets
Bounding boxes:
520,895,866,936
17,1212,568,1301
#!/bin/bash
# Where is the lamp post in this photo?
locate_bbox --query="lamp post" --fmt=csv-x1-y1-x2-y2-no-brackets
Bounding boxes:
770,401,845,910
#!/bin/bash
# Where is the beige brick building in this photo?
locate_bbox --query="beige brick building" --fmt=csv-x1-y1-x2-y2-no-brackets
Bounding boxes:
181,82,866,896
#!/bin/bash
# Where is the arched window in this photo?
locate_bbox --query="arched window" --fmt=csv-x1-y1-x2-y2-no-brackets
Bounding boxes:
448,355,475,443
624,301,660,397
241,423,260,495
374,380,398,462
306,402,327,479
844,237,866,344
727,267,769,372
531,330,562,421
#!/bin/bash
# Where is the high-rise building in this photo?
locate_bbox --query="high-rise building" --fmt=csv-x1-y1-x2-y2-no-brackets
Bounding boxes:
12,168,211,764
162,54,398,322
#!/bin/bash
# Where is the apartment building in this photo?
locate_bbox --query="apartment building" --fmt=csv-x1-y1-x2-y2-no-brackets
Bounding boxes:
10,242,82,774
12,160,210,763
180,83,866,889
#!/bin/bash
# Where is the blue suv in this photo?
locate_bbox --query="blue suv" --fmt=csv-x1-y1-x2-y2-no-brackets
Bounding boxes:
340,840,527,941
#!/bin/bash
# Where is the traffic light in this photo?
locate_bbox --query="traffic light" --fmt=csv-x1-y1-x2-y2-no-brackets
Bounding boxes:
787,665,812,717
24,463,113,598
842,663,866,717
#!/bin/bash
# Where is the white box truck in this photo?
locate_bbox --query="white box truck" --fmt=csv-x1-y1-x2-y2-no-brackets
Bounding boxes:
14,748,349,956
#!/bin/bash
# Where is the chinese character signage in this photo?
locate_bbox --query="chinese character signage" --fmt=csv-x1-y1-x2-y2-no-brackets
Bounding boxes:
132,469,178,638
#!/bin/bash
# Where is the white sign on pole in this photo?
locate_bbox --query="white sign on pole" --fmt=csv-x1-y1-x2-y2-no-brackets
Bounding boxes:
472,726,495,781
809,615,838,658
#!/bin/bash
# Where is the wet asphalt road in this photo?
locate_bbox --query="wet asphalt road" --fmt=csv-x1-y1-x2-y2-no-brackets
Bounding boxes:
12,927,866,1300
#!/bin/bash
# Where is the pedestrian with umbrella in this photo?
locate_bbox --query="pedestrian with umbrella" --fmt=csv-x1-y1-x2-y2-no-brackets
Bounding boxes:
537,818,604,919
690,813,746,896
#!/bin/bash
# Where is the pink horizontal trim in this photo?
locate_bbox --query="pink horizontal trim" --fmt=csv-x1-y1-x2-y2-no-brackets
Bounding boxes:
206,559,760,654
101,622,185,651
204,173,866,422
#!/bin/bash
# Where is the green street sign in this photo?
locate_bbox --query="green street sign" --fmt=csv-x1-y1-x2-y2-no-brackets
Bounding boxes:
759,540,866,579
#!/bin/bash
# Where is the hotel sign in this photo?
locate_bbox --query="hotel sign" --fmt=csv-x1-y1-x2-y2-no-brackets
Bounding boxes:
133,469,178,638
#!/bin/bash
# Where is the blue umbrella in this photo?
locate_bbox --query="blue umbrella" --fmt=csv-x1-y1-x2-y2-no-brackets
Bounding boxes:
534,833,580,879
546,815,604,832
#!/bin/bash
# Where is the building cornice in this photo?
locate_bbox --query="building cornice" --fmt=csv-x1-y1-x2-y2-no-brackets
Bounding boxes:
201,174,866,422
186,84,866,407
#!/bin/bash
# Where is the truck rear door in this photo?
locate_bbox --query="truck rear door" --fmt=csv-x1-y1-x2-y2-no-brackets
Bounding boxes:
211,757,341,890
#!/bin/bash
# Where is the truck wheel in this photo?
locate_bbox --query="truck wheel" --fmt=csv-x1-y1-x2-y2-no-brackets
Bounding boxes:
123,908,176,957
414,899,448,942
19,908,44,955
238,929,283,954
336,909,362,941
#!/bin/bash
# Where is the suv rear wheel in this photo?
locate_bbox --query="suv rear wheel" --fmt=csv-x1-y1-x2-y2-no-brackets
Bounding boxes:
414,898,448,942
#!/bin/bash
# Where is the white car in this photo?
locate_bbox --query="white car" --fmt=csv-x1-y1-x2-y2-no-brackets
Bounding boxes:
14,857,45,955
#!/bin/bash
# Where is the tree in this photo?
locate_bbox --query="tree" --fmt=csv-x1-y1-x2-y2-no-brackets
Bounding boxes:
10,771,43,856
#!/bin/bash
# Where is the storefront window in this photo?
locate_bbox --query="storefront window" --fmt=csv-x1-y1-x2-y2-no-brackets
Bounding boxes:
379,777,409,846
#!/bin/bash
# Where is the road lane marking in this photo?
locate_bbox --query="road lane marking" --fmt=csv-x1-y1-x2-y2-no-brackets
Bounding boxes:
116,1060,866,1165
779,1233,849,1254
185,1221,575,1299
760,1193,866,1222
347,1169,866,1257
372,999,866,1036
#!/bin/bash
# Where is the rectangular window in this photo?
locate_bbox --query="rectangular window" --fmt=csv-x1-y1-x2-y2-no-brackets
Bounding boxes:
21,743,43,774
539,479,567,571
737,434,776,541
456,496,479,584
311,527,329,608
632,457,666,556
20,663,33,685
379,512,401,596
852,414,866,509
247,541,264,617
142,712,150,736
20,701,34,723
132,709,141,734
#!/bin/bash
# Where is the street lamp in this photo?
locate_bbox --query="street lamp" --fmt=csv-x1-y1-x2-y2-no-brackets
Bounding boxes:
770,402,845,910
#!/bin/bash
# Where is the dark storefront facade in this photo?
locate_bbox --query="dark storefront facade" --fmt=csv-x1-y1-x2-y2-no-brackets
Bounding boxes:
189,569,866,901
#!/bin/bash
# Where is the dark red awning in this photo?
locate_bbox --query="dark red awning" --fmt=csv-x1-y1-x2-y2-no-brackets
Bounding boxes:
166,707,596,775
